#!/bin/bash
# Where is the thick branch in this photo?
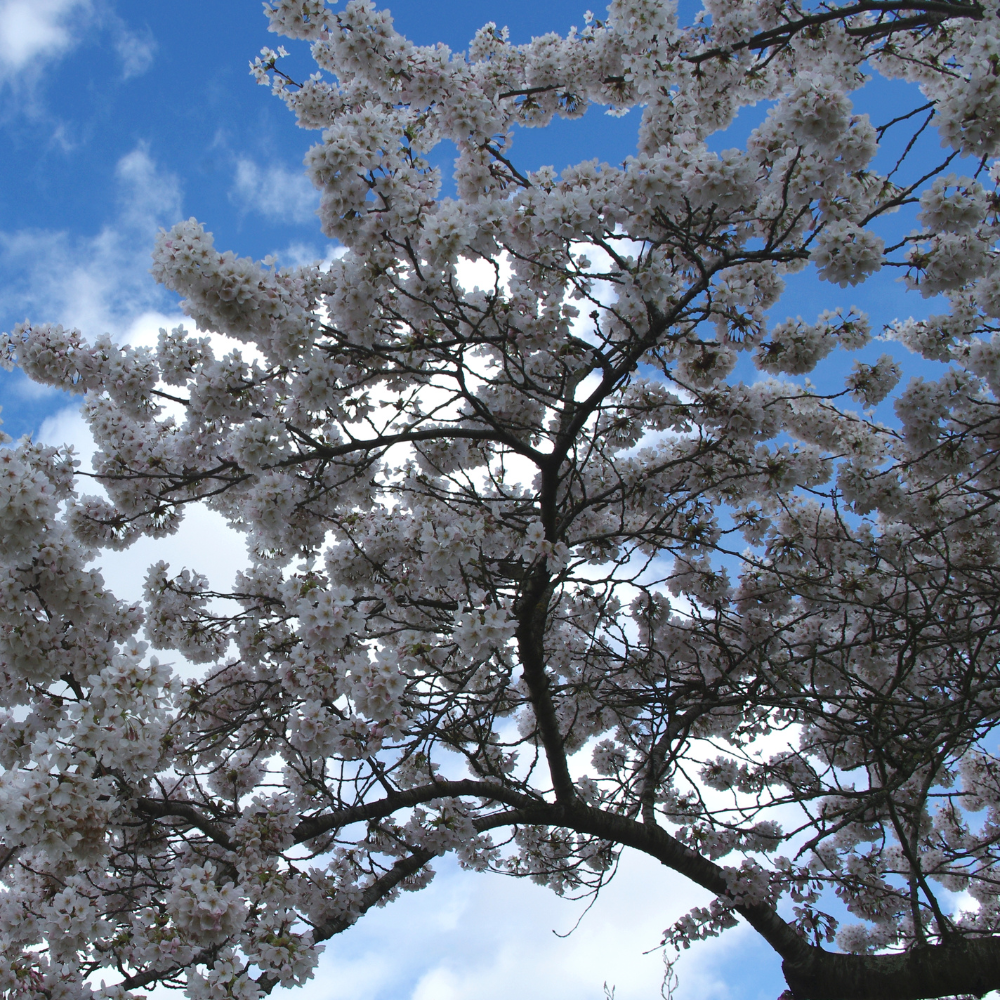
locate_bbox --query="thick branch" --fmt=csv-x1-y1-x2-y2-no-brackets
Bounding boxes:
515,568,578,803
563,801,807,959
780,940,1000,1000
255,850,437,995
291,779,541,843
135,798,235,851
687,1,983,64
279,425,541,467
564,801,1000,1000
131,779,1000,999
117,947,217,992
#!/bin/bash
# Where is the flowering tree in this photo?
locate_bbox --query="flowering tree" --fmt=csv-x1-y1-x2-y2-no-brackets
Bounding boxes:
1,0,1000,997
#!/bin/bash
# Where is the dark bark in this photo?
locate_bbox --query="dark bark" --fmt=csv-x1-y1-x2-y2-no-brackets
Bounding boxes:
255,850,437,995
549,800,1000,1000
781,938,1000,1000
134,780,1000,999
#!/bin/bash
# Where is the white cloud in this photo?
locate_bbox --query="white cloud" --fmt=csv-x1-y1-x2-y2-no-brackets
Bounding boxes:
273,241,326,268
0,0,90,79
281,850,782,1000
114,21,155,79
0,144,182,336
114,144,182,233
0,1,154,99
232,157,318,225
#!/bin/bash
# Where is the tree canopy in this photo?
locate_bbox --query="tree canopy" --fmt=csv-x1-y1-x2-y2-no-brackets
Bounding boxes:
1,1,999,997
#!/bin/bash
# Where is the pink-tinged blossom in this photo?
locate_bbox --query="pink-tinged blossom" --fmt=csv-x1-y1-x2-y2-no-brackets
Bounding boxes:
0,2,999,999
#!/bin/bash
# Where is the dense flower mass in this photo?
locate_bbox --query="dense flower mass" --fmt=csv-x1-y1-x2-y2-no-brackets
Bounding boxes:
1,1,1000,999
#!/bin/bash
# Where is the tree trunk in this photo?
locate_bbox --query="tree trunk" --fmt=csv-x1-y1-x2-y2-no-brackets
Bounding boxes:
782,938,1000,1000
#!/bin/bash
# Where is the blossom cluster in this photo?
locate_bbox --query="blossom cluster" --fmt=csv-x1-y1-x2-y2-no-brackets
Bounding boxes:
1,1,999,997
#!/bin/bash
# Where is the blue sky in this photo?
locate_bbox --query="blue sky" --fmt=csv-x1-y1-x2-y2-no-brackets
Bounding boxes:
0,2,971,999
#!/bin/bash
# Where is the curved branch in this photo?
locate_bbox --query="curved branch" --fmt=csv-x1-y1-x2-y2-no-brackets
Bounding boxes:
291,779,542,843
135,799,235,851
563,801,1000,1000
279,425,543,468
255,849,438,995
686,1,983,64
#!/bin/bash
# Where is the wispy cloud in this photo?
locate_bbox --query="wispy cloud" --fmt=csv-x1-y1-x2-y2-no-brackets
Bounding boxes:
113,143,181,232
0,0,91,81
0,144,182,336
231,157,317,225
284,850,776,1000
114,20,155,79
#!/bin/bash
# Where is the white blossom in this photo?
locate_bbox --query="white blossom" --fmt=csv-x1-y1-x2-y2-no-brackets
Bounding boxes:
167,864,247,945
0,3,996,998
810,221,884,288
